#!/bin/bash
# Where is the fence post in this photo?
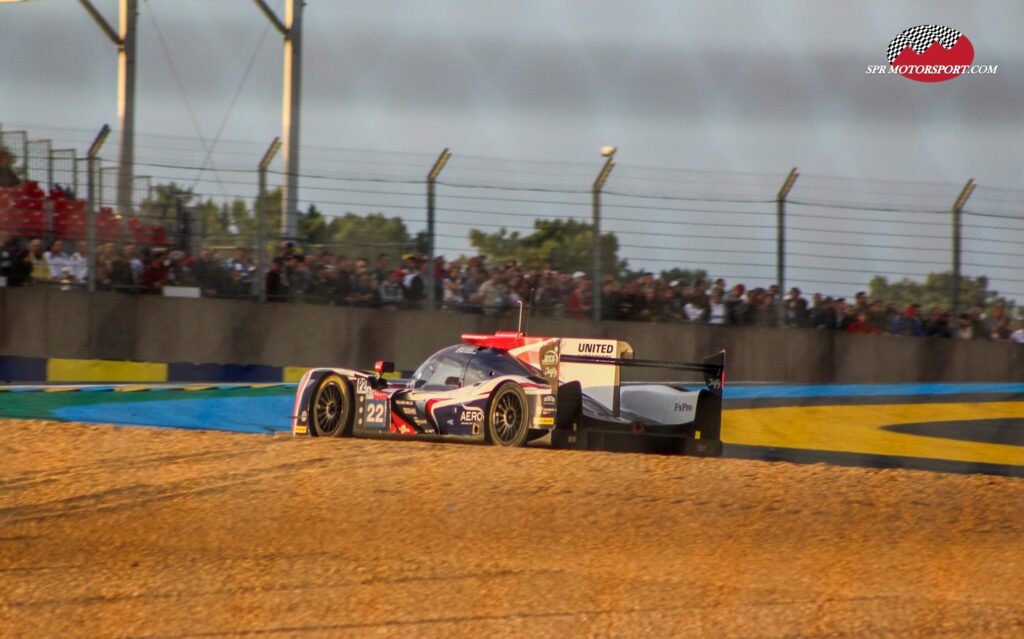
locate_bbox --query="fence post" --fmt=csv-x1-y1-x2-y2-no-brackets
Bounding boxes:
257,137,282,302
592,147,616,321
86,125,111,293
776,168,799,326
951,178,975,317
426,148,451,312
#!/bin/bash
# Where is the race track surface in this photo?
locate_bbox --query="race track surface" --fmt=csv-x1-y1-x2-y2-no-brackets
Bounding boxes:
3,419,1023,638
3,382,1023,475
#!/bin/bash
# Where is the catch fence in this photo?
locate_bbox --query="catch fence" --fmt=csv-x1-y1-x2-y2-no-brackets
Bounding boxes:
1,124,1022,313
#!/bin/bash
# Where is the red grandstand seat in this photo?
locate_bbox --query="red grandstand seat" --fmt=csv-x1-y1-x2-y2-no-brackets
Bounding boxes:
17,208,46,236
23,181,45,199
150,224,169,246
0,209,15,234
52,210,71,239
97,212,126,242
68,212,86,239
127,217,151,243
11,199,36,233
15,198,43,211
12,198,44,237
0,195,11,210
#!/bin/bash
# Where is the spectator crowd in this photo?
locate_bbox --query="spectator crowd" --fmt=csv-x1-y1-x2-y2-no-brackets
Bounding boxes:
2,233,1023,343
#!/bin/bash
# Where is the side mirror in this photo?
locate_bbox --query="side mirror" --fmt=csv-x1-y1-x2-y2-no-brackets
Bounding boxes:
374,361,395,388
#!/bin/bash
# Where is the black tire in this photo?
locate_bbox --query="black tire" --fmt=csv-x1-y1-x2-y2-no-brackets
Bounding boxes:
310,374,353,437
486,383,530,447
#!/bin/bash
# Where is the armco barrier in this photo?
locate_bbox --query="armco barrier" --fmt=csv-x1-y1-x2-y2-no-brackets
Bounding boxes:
1,287,1022,383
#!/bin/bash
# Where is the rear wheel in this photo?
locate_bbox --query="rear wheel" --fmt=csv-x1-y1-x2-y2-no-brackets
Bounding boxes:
486,383,529,447
310,374,353,437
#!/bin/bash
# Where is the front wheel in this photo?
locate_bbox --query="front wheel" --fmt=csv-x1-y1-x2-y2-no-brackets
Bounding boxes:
310,374,353,437
486,383,530,447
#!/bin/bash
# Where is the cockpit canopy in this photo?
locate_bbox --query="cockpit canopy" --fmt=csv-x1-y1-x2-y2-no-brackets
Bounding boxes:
410,344,541,390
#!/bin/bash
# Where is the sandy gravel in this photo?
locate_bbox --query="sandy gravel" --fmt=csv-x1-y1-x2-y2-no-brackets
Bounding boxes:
2,419,1023,638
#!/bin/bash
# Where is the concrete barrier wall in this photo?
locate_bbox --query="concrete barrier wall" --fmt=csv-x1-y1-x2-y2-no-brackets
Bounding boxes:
2,287,1022,383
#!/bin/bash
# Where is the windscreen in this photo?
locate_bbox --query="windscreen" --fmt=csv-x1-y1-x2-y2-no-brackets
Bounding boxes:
410,346,472,389
463,348,536,385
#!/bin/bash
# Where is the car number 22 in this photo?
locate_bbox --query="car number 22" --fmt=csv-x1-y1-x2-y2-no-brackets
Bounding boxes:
364,399,389,429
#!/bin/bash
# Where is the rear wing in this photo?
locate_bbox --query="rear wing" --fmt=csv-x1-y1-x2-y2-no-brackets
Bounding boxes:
560,350,725,394
538,338,724,415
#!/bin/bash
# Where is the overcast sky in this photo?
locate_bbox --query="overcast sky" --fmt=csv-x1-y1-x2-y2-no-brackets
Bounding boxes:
3,1,1021,180
2,0,1023,300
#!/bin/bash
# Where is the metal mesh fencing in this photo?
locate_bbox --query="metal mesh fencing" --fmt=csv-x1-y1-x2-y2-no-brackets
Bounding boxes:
1,130,1022,311
51,149,78,196
25,140,52,190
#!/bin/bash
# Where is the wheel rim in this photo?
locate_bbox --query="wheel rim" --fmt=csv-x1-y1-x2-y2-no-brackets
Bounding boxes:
315,381,345,435
491,391,523,443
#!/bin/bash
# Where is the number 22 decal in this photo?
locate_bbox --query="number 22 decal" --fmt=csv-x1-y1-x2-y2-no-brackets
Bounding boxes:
365,399,388,428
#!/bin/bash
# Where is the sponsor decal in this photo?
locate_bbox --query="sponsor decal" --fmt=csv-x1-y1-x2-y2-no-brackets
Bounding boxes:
538,341,561,386
461,406,485,425
356,377,370,395
674,402,693,413
707,377,722,391
456,345,479,354
542,395,556,406
300,409,308,422
536,416,554,426
575,342,615,355
294,423,307,435
865,25,996,82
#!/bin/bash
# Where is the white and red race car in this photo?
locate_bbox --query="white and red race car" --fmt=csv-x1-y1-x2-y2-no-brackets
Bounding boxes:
292,331,724,456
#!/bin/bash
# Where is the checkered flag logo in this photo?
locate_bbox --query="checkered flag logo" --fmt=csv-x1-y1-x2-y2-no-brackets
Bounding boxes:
887,25,962,64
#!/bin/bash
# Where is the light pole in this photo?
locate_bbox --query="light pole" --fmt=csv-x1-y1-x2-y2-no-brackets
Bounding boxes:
77,0,137,216
252,0,304,241
592,146,616,321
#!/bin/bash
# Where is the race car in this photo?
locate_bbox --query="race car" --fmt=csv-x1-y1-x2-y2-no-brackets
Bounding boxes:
291,331,725,456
